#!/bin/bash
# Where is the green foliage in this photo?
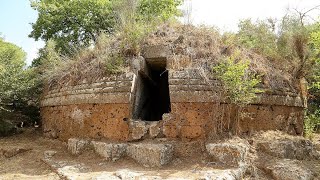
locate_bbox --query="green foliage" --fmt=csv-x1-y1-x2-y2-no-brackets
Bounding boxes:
276,16,306,60
304,110,320,139
30,0,182,55
0,38,40,124
307,22,320,109
113,0,149,56
237,16,311,63
237,19,278,59
104,54,125,74
138,0,182,21
213,50,262,105
29,0,115,54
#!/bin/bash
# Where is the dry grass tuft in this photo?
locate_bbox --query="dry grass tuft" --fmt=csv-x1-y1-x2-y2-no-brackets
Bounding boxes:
144,23,300,94
45,23,301,94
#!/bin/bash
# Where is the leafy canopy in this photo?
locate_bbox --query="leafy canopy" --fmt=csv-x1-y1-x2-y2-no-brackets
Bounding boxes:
29,0,182,54
0,38,38,111
29,0,115,54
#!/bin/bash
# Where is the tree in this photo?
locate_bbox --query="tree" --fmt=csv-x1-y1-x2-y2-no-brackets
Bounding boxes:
29,0,182,54
29,0,115,54
0,38,40,119
138,0,182,21
237,19,278,59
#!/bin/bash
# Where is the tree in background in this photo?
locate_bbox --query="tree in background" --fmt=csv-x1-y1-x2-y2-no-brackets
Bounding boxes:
29,0,116,54
29,0,182,55
235,11,320,137
0,38,40,135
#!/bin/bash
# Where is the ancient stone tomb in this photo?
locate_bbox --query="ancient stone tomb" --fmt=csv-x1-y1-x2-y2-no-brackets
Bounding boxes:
40,45,305,142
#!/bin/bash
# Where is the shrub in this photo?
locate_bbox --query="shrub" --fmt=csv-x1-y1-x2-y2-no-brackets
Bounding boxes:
212,50,262,106
304,110,320,139
237,19,278,60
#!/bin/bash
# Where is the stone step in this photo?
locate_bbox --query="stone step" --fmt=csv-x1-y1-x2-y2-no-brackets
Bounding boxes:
67,138,174,167
127,143,173,168
206,140,249,168
91,141,127,162
68,138,90,155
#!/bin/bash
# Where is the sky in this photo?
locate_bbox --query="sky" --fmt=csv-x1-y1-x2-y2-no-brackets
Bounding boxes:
0,0,44,66
0,0,319,66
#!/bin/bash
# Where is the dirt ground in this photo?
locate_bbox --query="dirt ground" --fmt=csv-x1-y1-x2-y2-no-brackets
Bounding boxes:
0,128,319,180
0,128,212,179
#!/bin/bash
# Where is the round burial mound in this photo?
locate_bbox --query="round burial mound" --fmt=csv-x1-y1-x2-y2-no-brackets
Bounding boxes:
40,25,307,141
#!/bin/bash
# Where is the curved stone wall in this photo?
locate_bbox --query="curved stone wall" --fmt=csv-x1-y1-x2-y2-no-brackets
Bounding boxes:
40,67,305,141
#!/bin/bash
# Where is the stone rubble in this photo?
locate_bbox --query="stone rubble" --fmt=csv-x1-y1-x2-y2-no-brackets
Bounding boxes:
62,131,320,179
68,138,90,155
127,143,173,167
206,141,249,168
91,141,127,162
261,159,315,180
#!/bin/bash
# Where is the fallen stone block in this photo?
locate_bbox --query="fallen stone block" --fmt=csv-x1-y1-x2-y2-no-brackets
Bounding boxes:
127,143,173,167
91,141,127,161
206,143,248,167
128,120,148,141
67,138,90,155
149,121,162,138
261,159,314,180
256,139,314,160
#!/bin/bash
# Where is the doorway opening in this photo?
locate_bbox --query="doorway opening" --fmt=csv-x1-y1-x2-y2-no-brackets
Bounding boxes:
132,59,171,121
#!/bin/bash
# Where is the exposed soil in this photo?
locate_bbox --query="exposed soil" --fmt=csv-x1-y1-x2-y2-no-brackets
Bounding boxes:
0,128,211,179
0,128,319,179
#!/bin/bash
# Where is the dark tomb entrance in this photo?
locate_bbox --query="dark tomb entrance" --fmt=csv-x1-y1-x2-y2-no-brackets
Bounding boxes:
132,59,171,121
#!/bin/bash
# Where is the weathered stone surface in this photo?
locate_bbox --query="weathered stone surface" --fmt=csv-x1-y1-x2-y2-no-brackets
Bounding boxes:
149,121,161,138
206,142,249,167
261,159,314,180
42,157,248,180
0,148,31,158
127,143,173,167
128,120,148,141
68,138,90,155
314,141,320,152
42,104,130,141
256,138,314,160
91,141,127,161
114,169,144,179
41,64,305,142
143,45,170,60
44,150,57,159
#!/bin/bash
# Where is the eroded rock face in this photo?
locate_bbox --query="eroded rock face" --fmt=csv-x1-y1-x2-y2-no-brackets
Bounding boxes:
126,143,173,167
149,121,162,138
44,150,57,159
206,139,249,168
128,120,148,141
253,132,318,160
68,138,90,155
91,141,127,162
41,68,305,142
261,159,314,180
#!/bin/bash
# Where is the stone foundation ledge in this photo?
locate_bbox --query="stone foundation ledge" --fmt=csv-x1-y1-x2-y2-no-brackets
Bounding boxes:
67,138,173,167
